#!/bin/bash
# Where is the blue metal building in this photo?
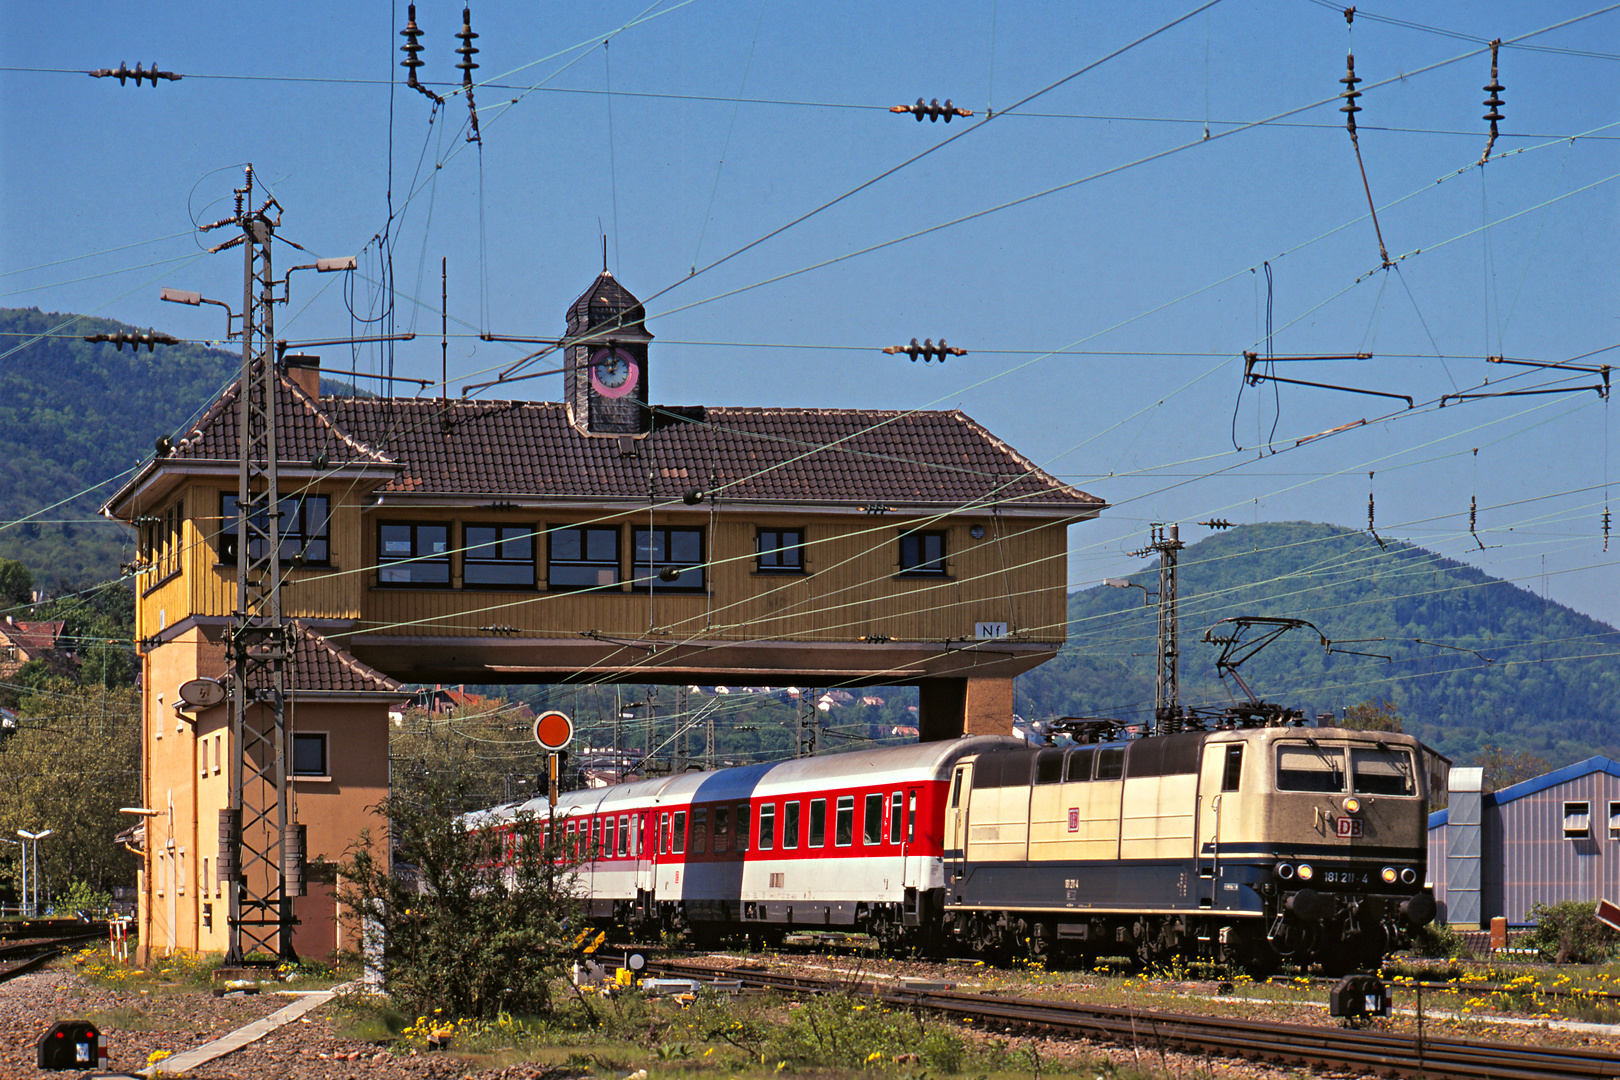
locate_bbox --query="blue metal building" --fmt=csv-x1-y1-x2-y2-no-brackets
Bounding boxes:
1427,756,1620,927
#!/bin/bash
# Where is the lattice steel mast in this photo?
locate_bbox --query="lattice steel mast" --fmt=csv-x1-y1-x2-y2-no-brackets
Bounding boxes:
208,165,298,963
1148,525,1184,730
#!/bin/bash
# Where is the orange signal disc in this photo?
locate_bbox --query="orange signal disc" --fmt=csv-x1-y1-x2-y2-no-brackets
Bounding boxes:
533,710,573,750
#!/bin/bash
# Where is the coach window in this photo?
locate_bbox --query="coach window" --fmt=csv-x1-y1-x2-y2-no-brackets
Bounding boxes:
672,811,688,854
907,791,917,843
566,821,577,858
659,812,671,854
783,802,800,848
759,803,776,850
1277,744,1346,792
1066,747,1095,782
714,807,730,854
835,796,855,847
1222,746,1243,792
618,815,630,856
591,818,602,859
603,817,615,858
691,808,708,854
863,793,883,845
889,792,903,844
809,799,828,848
736,805,750,852
1096,746,1125,781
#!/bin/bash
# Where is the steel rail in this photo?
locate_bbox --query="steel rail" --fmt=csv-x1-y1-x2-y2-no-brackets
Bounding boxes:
649,959,1620,1080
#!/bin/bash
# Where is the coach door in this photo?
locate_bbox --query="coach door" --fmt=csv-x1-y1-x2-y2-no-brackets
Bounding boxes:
635,810,657,912
945,764,971,895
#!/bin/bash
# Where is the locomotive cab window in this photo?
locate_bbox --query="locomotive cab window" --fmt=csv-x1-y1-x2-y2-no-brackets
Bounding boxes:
1096,747,1125,781
864,793,883,845
759,803,776,850
1222,745,1243,792
1351,746,1415,796
783,802,800,849
1066,747,1095,782
950,769,964,808
809,799,827,848
1277,743,1347,792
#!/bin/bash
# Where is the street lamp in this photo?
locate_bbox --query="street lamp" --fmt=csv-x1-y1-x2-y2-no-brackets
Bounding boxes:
17,830,51,919
1103,578,1156,607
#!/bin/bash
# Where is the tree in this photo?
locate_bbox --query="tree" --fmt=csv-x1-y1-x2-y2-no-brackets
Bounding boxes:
0,683,140,902
1472,743,1549,791
1339,698,1403,732
338,771,581,1018
0,558,32,606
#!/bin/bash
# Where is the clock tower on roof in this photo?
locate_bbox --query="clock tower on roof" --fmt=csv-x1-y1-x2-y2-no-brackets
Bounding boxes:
565,265,653,435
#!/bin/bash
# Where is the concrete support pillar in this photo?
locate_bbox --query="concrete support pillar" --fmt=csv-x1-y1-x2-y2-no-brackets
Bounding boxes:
916,677,1015,741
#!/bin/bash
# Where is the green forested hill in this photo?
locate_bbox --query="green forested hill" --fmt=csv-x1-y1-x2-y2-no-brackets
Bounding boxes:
1016,522,1620,768
0,307,365,593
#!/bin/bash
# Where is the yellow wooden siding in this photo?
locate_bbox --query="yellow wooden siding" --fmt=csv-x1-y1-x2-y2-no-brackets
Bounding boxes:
143,494,1070,646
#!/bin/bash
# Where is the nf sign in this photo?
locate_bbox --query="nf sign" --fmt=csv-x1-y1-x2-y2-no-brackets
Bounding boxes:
533,710,573,750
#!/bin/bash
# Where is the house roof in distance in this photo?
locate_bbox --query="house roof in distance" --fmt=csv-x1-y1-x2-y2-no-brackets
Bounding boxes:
108,377,1104,516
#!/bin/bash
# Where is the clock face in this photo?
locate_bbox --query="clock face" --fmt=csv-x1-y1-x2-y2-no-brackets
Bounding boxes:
589,347,640,398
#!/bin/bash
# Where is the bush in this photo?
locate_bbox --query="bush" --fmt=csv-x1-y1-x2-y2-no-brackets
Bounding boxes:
339,771,583,1019
1405,921,1474,960
1527,900,1619,964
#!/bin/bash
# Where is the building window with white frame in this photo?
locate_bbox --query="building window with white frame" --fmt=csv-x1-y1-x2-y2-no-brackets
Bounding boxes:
1564,800,1591,839
294,732,329,777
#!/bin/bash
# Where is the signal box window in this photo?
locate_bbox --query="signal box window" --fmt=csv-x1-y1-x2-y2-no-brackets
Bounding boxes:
1096,747,1125,781
808,799,826,848
293,733,327,777
1222,746,1243,792
1351,746,1415,796
864,793,884,845
889,792,903,844
1565,801,1591,839
1066,748,1095,782
378,522,449,585
898,531,947,575
1277,744,1346,792
549,526,620,589
736,805,750,852
222,493,330,565
671,811,687,854
758,803,776,850
632,526,704,591
464,524,535,587
757,528,805,573
714,807,730,854
782,802,800,849
835,796,855,847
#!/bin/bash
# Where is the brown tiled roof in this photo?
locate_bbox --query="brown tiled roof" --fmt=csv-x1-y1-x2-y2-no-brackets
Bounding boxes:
166,371,396,469
0,620,63,654
245,622,403,695
324,399,1100,510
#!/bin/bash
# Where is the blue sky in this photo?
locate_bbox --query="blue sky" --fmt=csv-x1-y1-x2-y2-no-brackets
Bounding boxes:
3,1,1617,632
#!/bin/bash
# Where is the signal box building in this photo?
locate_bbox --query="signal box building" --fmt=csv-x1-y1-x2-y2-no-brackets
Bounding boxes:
1426,757,1620,927
103,270,1104,959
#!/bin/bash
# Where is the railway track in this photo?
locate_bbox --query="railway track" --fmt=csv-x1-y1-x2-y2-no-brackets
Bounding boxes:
649,958,1620,1080
0,929,109,984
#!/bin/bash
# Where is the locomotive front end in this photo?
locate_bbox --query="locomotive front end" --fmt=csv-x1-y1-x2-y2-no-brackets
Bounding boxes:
1251,729,1436,972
